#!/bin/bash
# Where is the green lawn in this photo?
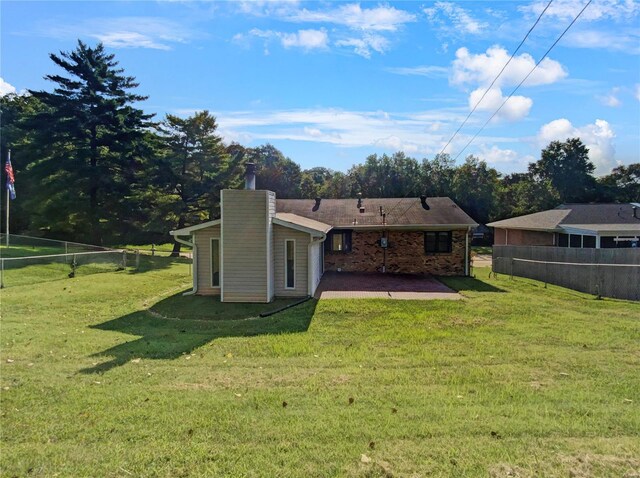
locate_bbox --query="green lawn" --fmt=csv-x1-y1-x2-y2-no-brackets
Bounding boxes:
1,260,639,477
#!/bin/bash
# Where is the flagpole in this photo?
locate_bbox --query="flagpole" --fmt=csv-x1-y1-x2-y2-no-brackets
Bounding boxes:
5,149,10,247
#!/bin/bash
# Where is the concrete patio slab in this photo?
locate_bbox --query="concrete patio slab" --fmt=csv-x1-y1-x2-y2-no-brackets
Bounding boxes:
315,271,462,300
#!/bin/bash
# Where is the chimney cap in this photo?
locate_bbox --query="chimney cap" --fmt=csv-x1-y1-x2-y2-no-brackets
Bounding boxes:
245,162,256,174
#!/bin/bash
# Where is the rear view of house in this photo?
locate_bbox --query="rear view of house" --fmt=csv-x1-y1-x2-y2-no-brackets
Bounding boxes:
171,164,478,302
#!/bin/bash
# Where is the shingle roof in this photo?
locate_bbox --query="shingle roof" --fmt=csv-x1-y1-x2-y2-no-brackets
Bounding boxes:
273,213,332,235
487,203,640,231
276,197,477,228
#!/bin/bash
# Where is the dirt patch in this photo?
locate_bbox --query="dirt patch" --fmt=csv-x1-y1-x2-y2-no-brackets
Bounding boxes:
560,454,640,477
489,463,533,478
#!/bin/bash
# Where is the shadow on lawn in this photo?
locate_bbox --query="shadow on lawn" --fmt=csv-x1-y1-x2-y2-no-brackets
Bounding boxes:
439,275,506,293
127,254,191,274
80,294,316,374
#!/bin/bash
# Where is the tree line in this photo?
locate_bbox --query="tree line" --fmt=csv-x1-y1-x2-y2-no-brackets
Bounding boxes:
1,41,638,248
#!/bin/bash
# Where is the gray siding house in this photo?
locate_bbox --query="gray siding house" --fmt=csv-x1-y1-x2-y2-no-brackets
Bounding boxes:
171,164,477,303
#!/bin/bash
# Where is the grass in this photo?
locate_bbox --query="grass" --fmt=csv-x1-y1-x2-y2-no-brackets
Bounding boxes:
471,245,493,255
1,261,639,477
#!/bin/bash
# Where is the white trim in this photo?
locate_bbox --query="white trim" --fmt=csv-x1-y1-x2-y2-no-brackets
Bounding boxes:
220,192,225,302
210,237,221,288
345,223,478,231
267,191,275,302
273,216,332,236
174,234,198,295
465,227,470,276
170,219,221,236
284,239,296,290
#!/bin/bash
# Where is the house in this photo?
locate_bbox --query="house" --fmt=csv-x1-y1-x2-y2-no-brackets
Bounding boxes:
170,164,478,302
487,203,640,249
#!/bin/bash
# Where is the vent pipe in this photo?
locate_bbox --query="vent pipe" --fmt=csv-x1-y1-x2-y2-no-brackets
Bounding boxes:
245,163,256,190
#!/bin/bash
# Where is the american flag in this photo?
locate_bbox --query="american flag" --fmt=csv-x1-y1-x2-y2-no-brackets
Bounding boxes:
5,156,16,200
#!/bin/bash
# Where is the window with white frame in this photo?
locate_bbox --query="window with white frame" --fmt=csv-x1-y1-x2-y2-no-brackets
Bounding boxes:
285,239,295,289
211,238,220,287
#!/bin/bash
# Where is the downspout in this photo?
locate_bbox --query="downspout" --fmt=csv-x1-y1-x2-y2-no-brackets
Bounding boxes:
465,227,470,276
173,233,198,295
307,232,327,296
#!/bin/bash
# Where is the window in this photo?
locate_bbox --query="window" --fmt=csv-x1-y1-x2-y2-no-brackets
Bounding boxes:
424,231,452,253
583,235,596,248
285,239,295,289
570,234,582,248
558,233,569,247
326,230,352,253
211,238,220,287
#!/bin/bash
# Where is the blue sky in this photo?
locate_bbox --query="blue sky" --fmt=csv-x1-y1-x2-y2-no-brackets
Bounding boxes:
1,1,639,176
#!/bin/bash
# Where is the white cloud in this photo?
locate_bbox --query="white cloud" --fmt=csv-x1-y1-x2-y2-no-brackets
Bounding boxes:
208,107,516,158
235,3,414,58
452,46,567,88
477,145,528,165
286,3,416,32
468,87,533,121
424,2,487,34
335,33,389,58
385,65,449,77
636,84,640,101
93,31,171,50
564,28,640,53
281,29,328,50
520,0,640,22
450,46,567,121
598,87,622,107
38,17,190,50
537,118,617,175
244,28,328,52
0,78,17,96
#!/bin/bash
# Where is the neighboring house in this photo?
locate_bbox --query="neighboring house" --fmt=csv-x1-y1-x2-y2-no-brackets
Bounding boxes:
170,164,478,302
487,203,640,249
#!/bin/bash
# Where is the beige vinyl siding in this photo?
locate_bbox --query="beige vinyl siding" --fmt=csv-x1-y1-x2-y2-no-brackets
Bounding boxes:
221,190,275,302
273,224,309,297
193,225,221,296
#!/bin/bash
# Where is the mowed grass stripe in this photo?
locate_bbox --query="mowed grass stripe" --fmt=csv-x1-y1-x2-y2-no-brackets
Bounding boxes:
1,261,639,477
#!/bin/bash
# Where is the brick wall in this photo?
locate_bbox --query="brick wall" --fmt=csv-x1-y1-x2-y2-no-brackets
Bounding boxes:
324,230,469,276
494,228,555,246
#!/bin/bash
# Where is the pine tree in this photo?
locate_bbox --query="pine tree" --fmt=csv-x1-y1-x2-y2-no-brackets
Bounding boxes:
27,40,153,243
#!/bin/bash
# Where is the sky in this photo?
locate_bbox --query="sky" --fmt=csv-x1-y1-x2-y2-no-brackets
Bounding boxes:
1,0,639,176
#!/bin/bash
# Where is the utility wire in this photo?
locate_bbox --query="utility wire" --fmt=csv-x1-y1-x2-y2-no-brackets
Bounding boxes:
435,0,554,161
451,0,592,163
386,0,590,223
383,0,555,222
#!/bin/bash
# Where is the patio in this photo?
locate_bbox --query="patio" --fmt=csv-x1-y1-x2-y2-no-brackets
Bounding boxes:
314,271,463,300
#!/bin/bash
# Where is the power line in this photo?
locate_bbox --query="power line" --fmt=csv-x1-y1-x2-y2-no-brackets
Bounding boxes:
435,0,554,160
451,0,592,163
383,0,555,222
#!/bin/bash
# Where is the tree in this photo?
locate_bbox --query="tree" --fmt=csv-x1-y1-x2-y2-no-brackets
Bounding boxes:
151,111,242,255
496,172,559,220
451,156,501,224
26,40,153,243
529,138,597,203
246,144,302,198
0,93,47,234
421,153,456,197
348,152,422,197
597,163,640,203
